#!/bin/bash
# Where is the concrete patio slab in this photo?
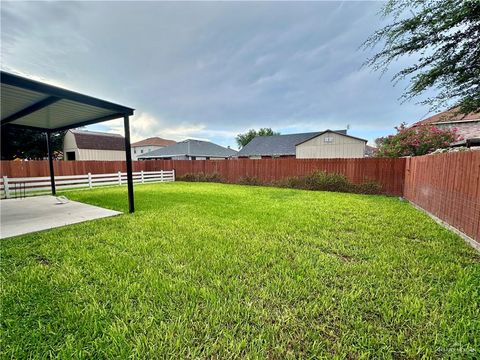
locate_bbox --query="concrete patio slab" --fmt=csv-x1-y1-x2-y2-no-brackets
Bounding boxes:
0,195,121,239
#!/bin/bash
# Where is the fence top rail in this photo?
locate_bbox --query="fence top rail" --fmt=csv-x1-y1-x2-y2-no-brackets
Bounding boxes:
1,170,174,183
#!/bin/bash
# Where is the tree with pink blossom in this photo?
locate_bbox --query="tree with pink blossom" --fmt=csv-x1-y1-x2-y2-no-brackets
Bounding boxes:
375,123,461,157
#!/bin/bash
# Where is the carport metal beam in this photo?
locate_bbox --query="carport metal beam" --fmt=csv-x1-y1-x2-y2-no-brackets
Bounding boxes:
46,132,56,196
124,115,134,213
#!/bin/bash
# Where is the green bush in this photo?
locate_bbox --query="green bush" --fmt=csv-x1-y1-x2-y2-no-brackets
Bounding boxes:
307,171,351,192
274,171,382,195
177,172,224,183
353,181,382,195
238,175,263,186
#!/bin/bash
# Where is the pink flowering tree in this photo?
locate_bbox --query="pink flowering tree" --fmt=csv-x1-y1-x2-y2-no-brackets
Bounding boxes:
375,123,461,157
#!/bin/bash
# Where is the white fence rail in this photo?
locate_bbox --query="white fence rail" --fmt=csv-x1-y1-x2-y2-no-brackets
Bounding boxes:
0,170,175,199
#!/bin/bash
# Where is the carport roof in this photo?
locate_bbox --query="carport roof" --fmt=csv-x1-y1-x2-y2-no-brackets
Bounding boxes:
1,71,134,131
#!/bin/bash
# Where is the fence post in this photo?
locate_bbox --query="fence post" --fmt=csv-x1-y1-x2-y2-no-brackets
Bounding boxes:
173,169,175,181
3,176,10,199
141,170,144,184
88,172,92,189
118,171,122,185
160,170,164,182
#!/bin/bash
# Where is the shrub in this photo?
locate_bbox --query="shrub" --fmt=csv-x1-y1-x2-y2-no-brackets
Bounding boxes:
238,175,263,186
204,173,224,183
273,171,382,195
353,181,382,195
305,171,351,192
177,172,224,183
178,173,199,182
274,176,306,189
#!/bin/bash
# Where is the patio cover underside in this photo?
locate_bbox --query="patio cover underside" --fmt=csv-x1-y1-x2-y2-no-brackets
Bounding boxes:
1,72,133,131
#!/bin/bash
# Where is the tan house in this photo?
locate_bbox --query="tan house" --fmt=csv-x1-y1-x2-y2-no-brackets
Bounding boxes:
131,137,176,160
63,130,126,161
237,130,367,159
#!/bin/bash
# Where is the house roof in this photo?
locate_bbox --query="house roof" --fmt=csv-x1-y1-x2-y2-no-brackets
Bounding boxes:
138,139,238,159
70,130,125,151
412,107,480,127
131,137,176,147
364,145,377,157
237,130,360,157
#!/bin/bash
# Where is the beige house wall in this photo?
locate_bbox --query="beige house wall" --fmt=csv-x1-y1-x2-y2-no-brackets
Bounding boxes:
77,149,126,161
296,131,366,159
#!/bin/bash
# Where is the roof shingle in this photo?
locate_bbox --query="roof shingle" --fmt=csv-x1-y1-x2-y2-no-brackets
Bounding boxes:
139,139,238,158
412,108,480,127
71,130,125,151
131,137,176,147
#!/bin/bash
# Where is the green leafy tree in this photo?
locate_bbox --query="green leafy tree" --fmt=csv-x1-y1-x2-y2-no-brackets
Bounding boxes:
236,128,280,148
364,0,480,115
1,125,65,160
375,123,460,157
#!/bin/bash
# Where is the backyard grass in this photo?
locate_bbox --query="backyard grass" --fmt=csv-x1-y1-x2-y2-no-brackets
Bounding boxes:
1,182,479,359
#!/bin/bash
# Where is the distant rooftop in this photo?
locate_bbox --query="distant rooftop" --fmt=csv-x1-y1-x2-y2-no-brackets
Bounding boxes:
412,107,480,127
131,137,176,147
138,139,238,159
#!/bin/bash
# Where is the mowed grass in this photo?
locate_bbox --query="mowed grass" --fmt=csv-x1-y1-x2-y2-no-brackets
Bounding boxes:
1,182,479,359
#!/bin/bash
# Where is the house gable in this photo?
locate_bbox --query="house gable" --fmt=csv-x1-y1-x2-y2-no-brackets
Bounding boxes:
295,131,366,159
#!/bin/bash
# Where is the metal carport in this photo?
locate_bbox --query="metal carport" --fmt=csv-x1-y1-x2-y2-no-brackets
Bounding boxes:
0,71,136,212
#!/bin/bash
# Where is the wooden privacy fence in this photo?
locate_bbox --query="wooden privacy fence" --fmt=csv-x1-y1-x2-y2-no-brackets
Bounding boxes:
404,151,480,245
0,158,406,196
0,170,175,199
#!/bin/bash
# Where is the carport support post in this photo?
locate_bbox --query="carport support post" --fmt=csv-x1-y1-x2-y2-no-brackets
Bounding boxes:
46,132,56,195
124,115,135,213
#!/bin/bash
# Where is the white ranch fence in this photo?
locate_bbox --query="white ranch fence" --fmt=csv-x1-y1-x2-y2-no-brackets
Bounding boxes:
0,170,175,199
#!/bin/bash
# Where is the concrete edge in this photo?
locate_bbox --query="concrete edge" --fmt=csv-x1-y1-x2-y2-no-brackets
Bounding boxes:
408,201,480,253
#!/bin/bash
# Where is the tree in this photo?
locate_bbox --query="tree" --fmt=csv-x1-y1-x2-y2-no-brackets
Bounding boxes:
364,0,480,115
235,128,280,148
375,123,460,157
0,125,65,160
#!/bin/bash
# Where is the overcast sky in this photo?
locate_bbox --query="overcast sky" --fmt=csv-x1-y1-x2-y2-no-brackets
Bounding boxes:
1,1,438,147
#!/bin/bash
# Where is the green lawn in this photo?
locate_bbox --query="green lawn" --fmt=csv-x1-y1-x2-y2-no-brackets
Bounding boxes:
1,182,479,359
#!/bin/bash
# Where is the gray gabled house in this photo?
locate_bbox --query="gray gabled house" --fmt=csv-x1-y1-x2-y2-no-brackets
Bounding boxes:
138,139,238,160
237,129,367,159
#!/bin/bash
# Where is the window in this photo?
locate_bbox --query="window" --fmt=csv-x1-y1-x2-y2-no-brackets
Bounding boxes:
134,149,137,154
141,149,144,153
324,136,334,144
66,151,76,160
